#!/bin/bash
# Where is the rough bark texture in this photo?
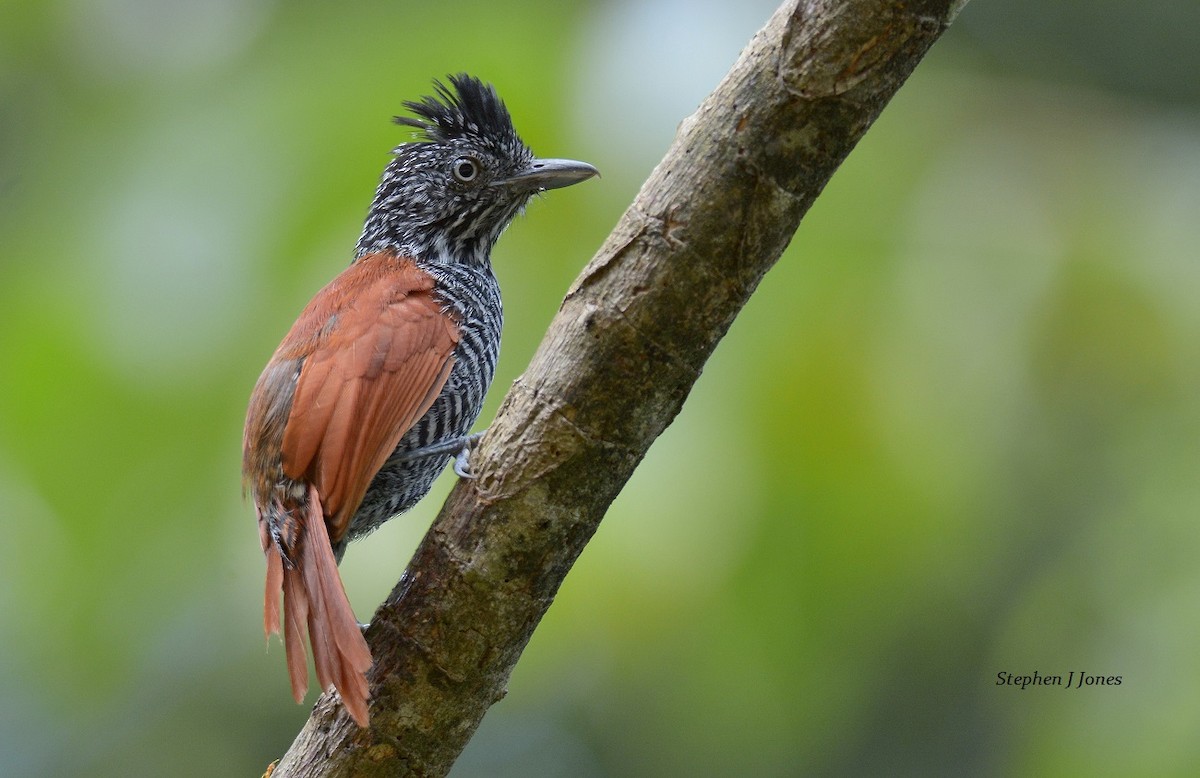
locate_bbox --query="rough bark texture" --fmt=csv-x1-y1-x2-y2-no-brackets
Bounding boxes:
271,1,965,774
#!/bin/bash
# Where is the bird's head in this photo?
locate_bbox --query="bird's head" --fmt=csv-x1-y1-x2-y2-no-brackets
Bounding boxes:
356,74,598,265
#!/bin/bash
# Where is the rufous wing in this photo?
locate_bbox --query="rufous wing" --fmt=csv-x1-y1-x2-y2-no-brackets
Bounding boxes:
279,253,460,542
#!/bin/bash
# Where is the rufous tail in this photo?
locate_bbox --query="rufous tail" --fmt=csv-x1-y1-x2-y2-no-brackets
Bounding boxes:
262,484,373,727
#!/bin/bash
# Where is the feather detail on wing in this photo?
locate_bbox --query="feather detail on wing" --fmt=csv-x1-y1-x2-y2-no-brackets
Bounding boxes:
279,253,460,543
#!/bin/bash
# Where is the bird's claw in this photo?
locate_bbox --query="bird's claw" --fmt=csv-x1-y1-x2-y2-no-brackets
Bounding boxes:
454,449,474,479
394,430,486,476
453,431,485,479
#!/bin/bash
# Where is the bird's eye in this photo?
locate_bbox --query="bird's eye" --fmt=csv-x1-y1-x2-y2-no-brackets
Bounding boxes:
451,157,481,183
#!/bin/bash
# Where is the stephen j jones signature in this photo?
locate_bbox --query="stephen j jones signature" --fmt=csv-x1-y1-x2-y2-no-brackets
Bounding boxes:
996,670,1122,689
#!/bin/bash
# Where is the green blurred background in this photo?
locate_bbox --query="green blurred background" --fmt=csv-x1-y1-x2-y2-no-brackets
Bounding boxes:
2,1,1198,775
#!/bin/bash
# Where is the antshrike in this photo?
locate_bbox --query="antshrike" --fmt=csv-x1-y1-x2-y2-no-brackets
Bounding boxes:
242,74,597,726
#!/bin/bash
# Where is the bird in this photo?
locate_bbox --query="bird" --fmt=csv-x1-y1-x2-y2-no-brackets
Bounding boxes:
242,74,598,727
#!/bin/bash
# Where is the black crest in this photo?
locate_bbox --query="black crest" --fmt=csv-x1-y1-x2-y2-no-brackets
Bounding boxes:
395,74,520,146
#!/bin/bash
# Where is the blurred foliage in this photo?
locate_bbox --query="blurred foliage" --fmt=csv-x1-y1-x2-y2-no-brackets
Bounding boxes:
2,1,1199,776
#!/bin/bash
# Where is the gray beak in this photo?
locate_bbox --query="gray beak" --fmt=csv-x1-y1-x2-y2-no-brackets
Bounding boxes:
501,158,599,191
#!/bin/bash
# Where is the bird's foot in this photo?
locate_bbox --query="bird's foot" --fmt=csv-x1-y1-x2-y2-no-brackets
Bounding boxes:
453,431,485,479
395,431,486,479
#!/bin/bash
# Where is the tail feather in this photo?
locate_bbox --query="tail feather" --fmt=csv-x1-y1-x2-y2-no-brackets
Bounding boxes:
301,483,372,726
260,485,373,727
282,566,311,703
261,520,283,639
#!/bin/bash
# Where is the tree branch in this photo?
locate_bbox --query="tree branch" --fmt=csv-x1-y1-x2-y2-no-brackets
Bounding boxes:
271,1,965,774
